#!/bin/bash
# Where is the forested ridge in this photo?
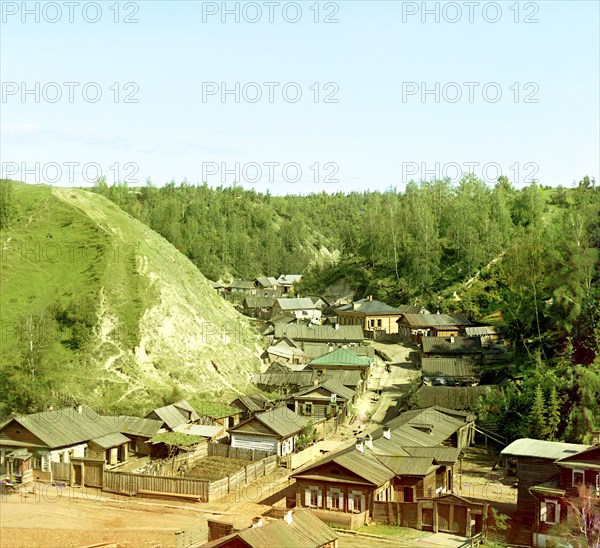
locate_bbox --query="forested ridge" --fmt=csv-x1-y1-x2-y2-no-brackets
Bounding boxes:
90,176,600,444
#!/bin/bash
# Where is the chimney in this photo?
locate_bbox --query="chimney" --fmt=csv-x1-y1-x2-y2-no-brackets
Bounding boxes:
335,323,339,330
283,510,293,525
75,404,83,414
251,517,263,528
368,295,373,301
365,434,373,450
383,426,391,440
355,437,364,453
450,335,455,344
47,405,53,412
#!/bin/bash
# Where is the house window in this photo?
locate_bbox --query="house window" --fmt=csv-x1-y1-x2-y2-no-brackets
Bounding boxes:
377,319,382,327
327,488,342,510
541,500,558,524
305,486,322,509
349,490,365,514
403,487,414,503
573,469,585,486
303,403,313,416
369,319,375,328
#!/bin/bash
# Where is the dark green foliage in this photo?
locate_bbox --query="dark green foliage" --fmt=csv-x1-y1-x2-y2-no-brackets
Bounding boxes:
0,179,15,229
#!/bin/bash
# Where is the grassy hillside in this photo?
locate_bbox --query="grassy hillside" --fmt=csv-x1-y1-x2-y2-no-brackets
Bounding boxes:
0,182,264,417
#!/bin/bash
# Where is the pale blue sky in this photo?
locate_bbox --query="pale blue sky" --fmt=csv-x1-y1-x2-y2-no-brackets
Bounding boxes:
1,0,598,193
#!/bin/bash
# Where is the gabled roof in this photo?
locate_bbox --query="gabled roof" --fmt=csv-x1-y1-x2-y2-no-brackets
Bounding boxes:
375,455,437,476
90,432,131,449
228,280,256,290
398,313,472,327
253,372,315,388
336,298,401,315
204,509,338,548
276,274,302,285
274,324,364,342
110,416,164,438
255,276,278,288
501,438,592,460
232,393,271,413
322,369,363,388
244,296,276,309
231,407,308,438
2,406,117,449
308,347,371,367
303,343,375,361
147,400,199,429
465,326,498,337
422,336,483,355
554,446,600,468
421,357,479,378
173,423,223,438
275,298,318,311
292,380,355,402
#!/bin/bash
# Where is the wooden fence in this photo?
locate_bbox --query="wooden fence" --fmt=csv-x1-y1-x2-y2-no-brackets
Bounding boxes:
310,509,368,530
103,470,210,501
50,462,70,483
207,443,269,462
280,442,325,470
208,455,278,502
144,442,209,476
373,501,419,527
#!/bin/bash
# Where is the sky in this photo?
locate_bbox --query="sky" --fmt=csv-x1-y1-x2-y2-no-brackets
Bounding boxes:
1,0,599,194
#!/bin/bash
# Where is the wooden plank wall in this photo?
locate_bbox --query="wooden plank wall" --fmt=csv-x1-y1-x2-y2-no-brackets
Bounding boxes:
207,442,269,461
373,501,419,527
103,470,210,501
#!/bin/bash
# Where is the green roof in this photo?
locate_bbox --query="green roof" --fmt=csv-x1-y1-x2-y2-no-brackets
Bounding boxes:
309,348,371,367
501,438,591,460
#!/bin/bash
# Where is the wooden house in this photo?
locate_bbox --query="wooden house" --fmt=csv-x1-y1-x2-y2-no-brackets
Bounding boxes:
263,337,306,365
230,393,272,421
287,380,355,421
0,406,130,470
500,438,593,546
203,509,339,548
272,298,322,322
276,274,302,295
227,280,257,295
397,313,472,343
241,296,277,319
335,296,418,336
228,407,308,456
414,386,492,411
302,342,375,363
145,400,200,430
252,371,317,395
108,416,164,456
254,276,278,291
291,408,481,535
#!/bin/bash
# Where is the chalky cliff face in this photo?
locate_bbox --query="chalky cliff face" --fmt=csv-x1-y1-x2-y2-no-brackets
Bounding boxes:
1,184,263,413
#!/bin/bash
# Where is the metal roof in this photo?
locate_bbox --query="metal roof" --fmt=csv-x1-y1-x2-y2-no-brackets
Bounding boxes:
274,324,364,342
276,274,302,285
109,416,163,438
398,313,472,327
8,406,117,449
302,343,374,360
421,357,479,378
336,298,401,315
422,336,483,355
308,347,371,367
90,432,131,449
255,276,278,288
501,438,591,460
275,298,318,311
322,369,363,387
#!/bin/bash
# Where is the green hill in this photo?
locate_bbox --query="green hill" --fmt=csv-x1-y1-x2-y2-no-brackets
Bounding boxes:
0,182,263,417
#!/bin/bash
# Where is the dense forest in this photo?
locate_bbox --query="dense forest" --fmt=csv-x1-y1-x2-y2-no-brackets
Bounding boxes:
91,176,600,444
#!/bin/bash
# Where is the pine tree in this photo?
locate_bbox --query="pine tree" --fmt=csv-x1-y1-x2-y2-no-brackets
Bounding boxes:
544,386,561,441
528,384,547,439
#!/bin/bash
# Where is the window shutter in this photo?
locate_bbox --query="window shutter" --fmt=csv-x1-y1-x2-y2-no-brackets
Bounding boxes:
360,494,366,513
338,490,344,510
317,489,322,508
348,494,354,513
305,488,311,507
326,491,332,509
540,502,547,522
